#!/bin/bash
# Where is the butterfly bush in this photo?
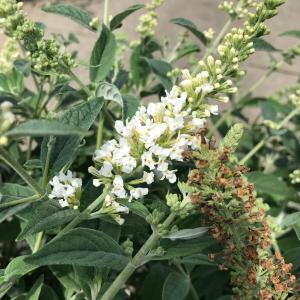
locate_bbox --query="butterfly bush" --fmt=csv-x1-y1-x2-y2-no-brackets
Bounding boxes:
0,0,299,299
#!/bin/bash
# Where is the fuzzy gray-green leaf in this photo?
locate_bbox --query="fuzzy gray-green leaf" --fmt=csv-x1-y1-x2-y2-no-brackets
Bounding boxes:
26,228,129,270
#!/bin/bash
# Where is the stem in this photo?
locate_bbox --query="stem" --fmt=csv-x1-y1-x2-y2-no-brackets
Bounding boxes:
96,114,104,149
0,194,41,209
102,213,177,300
33,232,44,253
0,147,43,195
42,136,55,189
103,0,109,26
245,61,283,96
54,184,111,240
239,137,267,165
190,282,200,300
26,137,33,161
240,106,300,165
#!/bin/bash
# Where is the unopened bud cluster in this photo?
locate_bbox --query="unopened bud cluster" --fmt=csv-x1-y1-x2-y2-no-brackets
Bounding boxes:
0,0,75,74
137,0,164,37
219,0,257,19
0,38,19,73
0,101,15,145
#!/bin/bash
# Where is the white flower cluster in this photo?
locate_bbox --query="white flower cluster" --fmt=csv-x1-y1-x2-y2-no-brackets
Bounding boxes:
0,101,15,145
90,76,222,202
49,171,82,209
290,169,300,185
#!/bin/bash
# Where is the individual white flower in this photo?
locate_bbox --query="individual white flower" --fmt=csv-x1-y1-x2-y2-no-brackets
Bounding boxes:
93,179,102,187
112,175,127,198
161,169,177,183
150,145,171,159
129,187,149,202
147,102,165,117
143,171,154,184
58,199,69,208
192,117,205,129
120,156,137,173
164,116,184,131
99,161,113,177
141,151,156,170
210,105,219,115
157,160,169,172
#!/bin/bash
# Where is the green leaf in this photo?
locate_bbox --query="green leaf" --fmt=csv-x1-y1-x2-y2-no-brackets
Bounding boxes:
170,18,207,45
0,183,35,223
155,237,215,260
280,30,300,39
26,228,129,270
180,253,216,266
282,212,300,227
252,38,281,52
4,255,37,281
41,98,104,176
27,275,44,300
24,159,42,170
122,94,139,121
163,227,209,241
89,25,116,82
51,266,81,297
17,200,80,240
162,272,190,300
246,172,296,200
118,199,149,219
110,4,145,30
7,119,90,137
144,58,172,91
39,285,59,300
175,43,200,61
293,222,300,240
97,82,122,106
42,3,94,31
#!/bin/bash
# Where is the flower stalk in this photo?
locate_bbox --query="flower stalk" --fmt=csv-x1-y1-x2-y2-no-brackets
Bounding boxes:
101,212,177,300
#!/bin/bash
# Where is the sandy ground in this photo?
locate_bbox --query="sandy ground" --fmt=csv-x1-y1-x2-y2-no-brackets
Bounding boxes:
2,0,300,97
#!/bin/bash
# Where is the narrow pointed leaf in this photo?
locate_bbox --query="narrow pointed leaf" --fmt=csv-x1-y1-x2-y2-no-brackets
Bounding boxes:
26,228,129,270
41,98,104,176
162,272,190,300
7,120,90,137
110,4,145,30
170,18,207,45
17,200,80,240
90,26,116,82
163,227,209,240
122,94,139,121
280,30,300,39
42,4,94,31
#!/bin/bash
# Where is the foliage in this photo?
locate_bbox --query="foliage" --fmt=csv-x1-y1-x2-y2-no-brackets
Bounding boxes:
0,0,299,299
